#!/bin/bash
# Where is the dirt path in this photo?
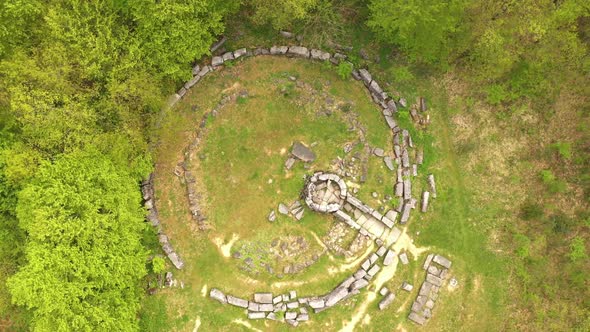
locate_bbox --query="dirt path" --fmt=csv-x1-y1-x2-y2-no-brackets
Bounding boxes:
232,319,264,332
212,233,240,258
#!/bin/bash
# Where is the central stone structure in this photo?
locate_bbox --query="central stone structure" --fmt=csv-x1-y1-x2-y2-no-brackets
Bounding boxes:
304,172,347,213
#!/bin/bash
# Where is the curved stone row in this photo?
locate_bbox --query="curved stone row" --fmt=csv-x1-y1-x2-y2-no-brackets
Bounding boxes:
142,174,184,269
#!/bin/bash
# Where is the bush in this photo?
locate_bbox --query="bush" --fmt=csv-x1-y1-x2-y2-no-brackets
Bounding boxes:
568,236,587,263
549,141,572,160
486,83,510,105
336,61,353,80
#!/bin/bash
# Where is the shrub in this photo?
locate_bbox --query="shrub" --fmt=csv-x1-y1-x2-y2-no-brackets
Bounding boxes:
336,61,353,80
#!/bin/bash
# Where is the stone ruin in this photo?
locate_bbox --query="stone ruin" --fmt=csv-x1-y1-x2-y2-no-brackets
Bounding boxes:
144,36,449,327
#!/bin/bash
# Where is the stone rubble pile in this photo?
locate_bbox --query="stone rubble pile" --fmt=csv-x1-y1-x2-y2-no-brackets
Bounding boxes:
142,174,184,269
408,253,452,325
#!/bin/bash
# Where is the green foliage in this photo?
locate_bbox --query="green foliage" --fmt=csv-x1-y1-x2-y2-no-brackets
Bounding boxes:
568,236,587,263
486,84,510,105
300,0,345,46
247,0,318,30
336,61,353,79
540,169,567,194
7,149,148,332
129,0,238,80
549,141,572,160
151,257,166,274
0,0,43,57
367,0,467,65
514,233,531,259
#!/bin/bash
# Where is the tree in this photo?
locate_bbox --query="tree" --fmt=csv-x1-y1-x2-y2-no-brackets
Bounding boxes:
247,0,318,30
367,0,467,65
7,149,148,332
128,0,239,80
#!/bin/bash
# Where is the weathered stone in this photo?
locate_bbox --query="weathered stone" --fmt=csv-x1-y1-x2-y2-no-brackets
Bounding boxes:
349,278,369,291
227,295,248,308
279,30,294,38
248,302,260,311
427,174,437,198
399,252,409,265
273,295,282,304
253,48,270,56
288,46,310,58
401,149,410,168
379,287,390,296
191,64,201,76
353,269,367,280
285,311,297,320
426,274,443,287
385,115,397,129
373,147,385,157
289,290,297,299
248,311,265,319
167,252,184,269
297,313,309,321
408,312,426,325
358,69,372,84
399,97,408,108
400,202,411,224
292,141,316,162
432,254,452,269
266,312,278,320
184,75,201,90
233,48,247,59
211,56,224,67
376,246,387,257
383,249,396,266
394,182,404,197
412,164,418,177
369,80,383,96
270,45,288,55
287,301,299,309
254,293,273,304
421,191,430,212
401,281,413,292
310,49,331,61
268,210,276,222
387,99,398,113
308,298,325,309
209,288,227,303
294,208,304,220
278,203,289,215
369,253,379,265
339,276,356,289
222,52,234,62
325,287,349,307
385,210,398,223
379,293,395,310
367,264,381,277
419,281,433,296
423,254,434,270
210,36,227,53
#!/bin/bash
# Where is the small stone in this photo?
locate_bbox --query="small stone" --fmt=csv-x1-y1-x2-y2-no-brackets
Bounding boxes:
379,287,389,296
372,192,378,198
373,148,384,157
280,30,294,38
399,252,409,265
401,281,413,292
378,293,395,310
278,203,289,215
383,249,395,266
268,210,276,222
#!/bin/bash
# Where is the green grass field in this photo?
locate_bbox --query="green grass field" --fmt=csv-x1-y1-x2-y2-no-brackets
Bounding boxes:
140,56,508,331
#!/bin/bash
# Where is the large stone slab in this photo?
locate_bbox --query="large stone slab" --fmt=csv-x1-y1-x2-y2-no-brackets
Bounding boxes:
383,249,396,266
408,312,426,325
270,45,289,55
433,254,452,269
254,293,273,304
288,46,310,57
210,288,227,303
248,311,266,319
325,286,349,307
227,295,248,308
379,293,396,310
291,141,316,162
310,49,331,61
